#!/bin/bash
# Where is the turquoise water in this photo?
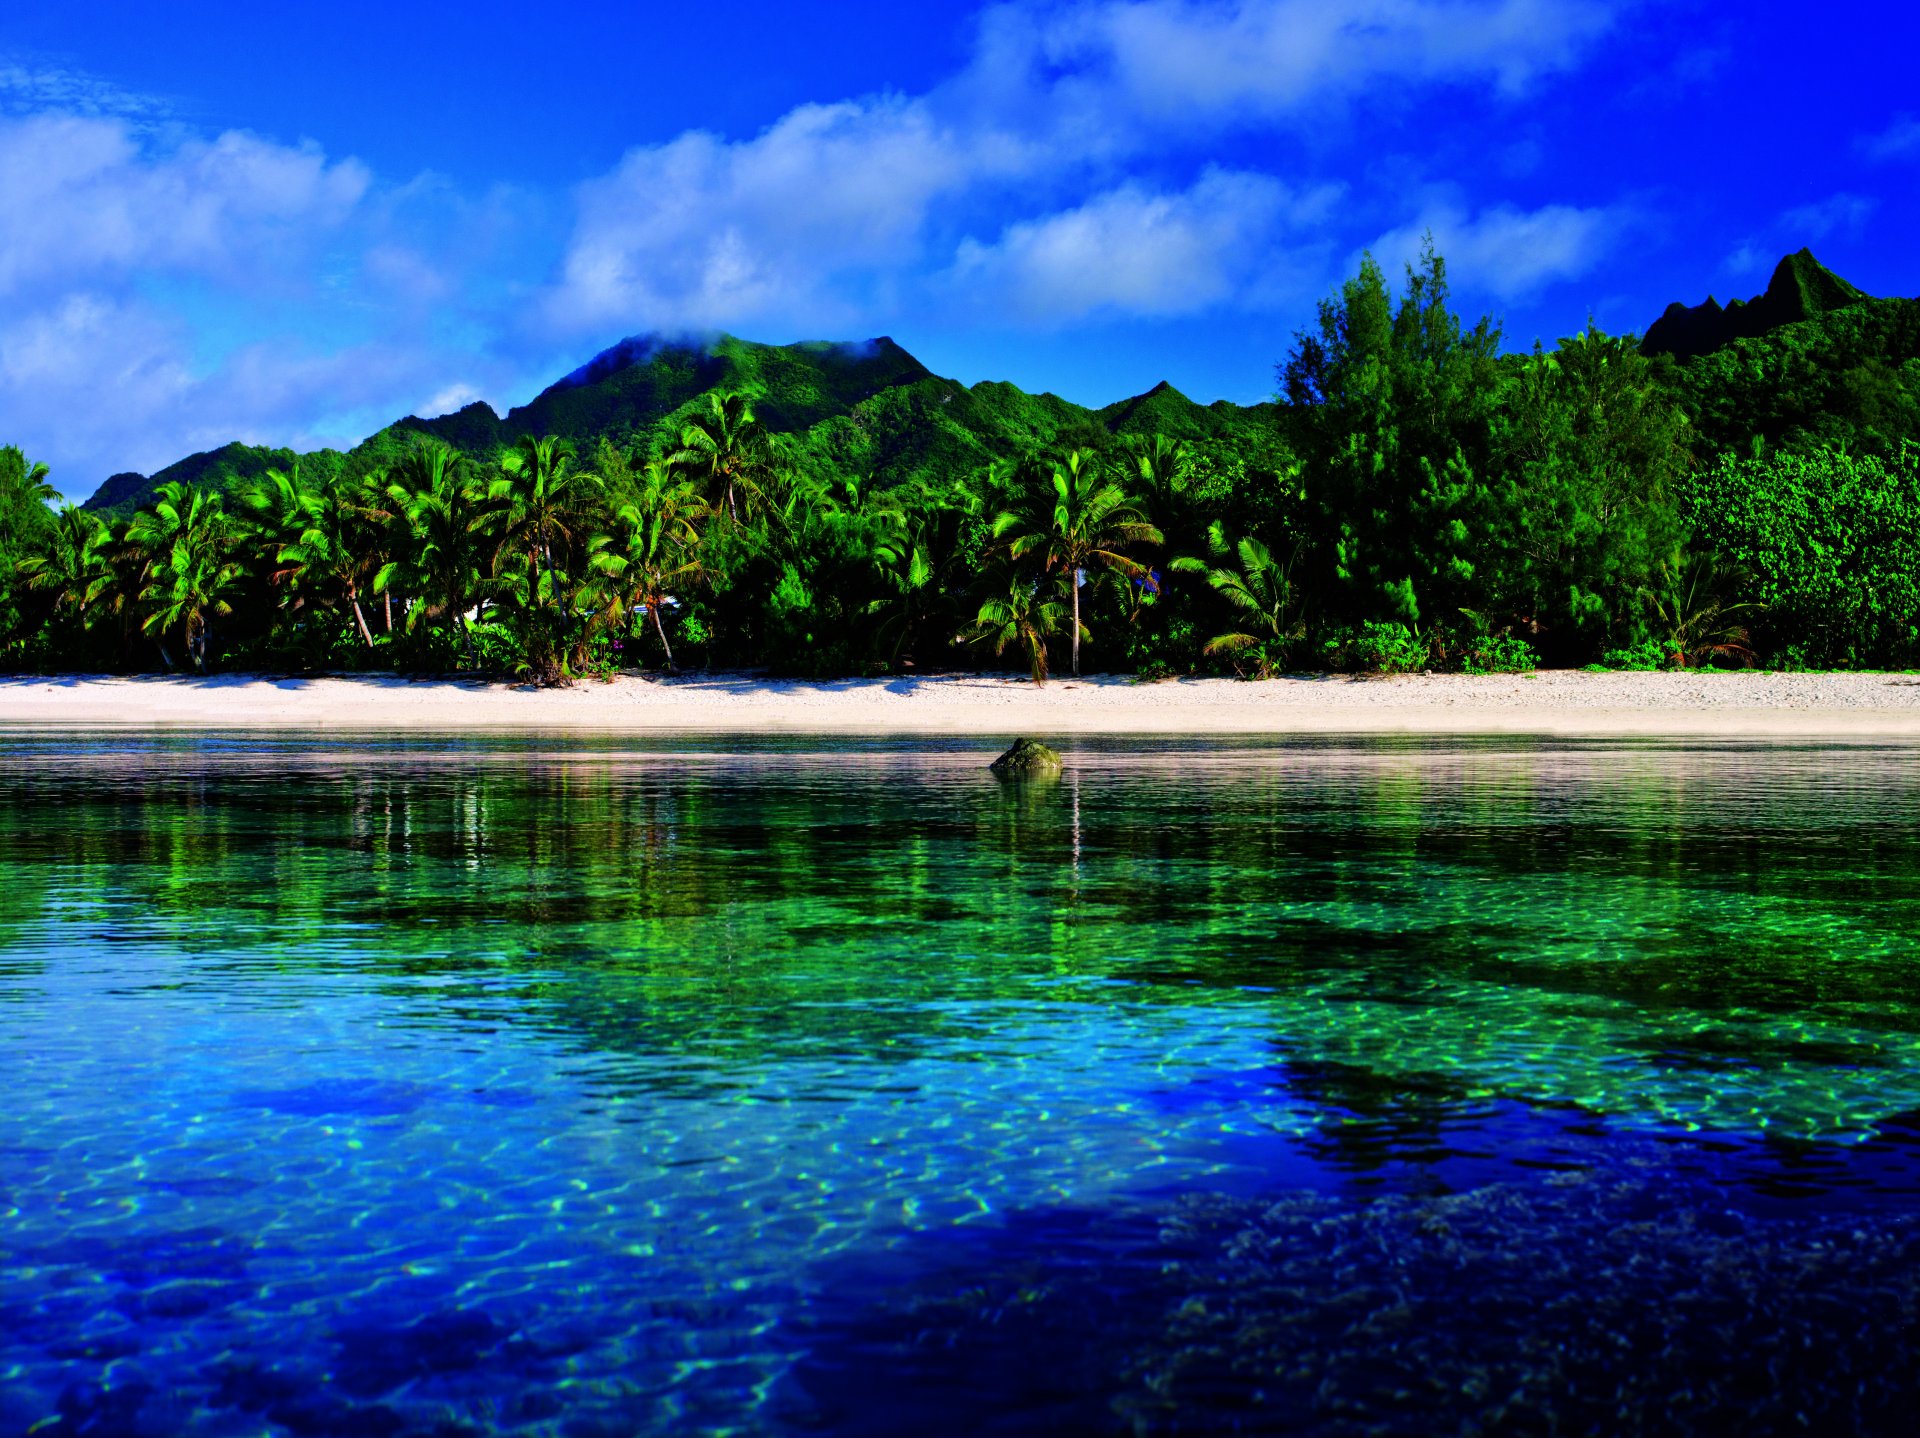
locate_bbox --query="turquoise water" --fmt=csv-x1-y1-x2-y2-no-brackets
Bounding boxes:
3,735,1919,1434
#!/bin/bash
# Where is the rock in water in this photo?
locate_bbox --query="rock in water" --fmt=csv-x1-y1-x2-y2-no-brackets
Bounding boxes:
990,738,1063,776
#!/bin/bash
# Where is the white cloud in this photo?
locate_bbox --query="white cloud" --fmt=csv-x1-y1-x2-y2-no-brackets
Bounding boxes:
0,114,368,296
1779,192,1876,242
1720,241,1767,278
1860,114,1920,163
0,290,467,494
0,58,169,121
1000,0,1613,130
948,169,1337,324
1364,202,1623,299
546,96,996,334
543,0,1619,335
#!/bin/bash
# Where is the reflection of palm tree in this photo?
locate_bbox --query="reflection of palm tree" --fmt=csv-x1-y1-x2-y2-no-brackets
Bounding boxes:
992,449,1162,677
584,459,707,670
670,394,775,524
127,482,243,670
963,565,1068,685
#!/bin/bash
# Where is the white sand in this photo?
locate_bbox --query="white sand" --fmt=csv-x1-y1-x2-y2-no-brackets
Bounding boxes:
4,669,1920,736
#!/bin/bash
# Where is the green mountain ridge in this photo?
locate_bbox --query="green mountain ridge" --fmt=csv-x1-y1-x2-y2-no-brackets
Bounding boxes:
1641,248,1873,361
80,249,1918,514
81,335,1273,512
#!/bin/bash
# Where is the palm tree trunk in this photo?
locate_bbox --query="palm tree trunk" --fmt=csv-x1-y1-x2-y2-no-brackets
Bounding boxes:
1071,573,1081,678
351,597,375,648
651,602,676,671
383,591,393,633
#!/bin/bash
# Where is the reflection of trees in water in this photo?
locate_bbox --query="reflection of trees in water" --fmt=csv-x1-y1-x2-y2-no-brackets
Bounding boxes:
6,744,1920,1095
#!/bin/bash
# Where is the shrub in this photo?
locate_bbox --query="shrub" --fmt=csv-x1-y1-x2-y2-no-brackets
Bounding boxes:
1321,622,1430,674
1600,639,1671,671
1460,634,1537,674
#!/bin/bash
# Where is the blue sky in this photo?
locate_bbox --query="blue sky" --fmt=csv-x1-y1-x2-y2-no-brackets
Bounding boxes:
3,0,1917,498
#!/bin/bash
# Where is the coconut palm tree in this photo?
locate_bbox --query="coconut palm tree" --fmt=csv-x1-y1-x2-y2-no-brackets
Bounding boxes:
275,479,382,648
484,436,600,607
582,458,707,670
126,482,243,670
963,565,1070,685
378,442,487,660
991,448,1162,677
479,435,603,679
669,393,777,524
1178,523,1303,678
18,506,108,623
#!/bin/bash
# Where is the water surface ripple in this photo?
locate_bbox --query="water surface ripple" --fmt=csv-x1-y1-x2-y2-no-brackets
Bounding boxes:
2,734,1918,1435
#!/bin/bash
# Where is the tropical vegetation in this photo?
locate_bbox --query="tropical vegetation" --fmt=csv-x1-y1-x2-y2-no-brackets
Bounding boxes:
5,245,1918,681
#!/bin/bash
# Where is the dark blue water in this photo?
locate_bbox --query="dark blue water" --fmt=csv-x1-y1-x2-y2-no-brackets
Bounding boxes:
2,735,1918,1435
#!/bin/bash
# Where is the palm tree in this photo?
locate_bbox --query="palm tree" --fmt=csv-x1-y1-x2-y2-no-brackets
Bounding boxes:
962,565,1069,685
1178,523,1303,678
1,446,58,509
126,482,243,670
276,479,381,648
669,393,777,524
991,448,1162,677
18,506,108,624
582,458,707,670
480,435,602,679
484,436,599,606
1648,548,1759,667
1126,435,1193,522
378,442,487,661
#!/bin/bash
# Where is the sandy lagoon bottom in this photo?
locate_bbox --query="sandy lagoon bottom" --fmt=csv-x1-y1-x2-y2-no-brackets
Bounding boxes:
2,732,1918,1436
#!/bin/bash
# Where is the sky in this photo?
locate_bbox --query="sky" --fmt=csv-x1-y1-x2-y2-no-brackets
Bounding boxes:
3,0,1917,500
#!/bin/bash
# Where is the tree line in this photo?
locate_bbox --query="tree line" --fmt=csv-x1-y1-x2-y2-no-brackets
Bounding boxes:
5,246,1918,681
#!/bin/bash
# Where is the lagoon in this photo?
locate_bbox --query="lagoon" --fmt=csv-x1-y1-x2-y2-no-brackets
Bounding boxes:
3,735,1919,1434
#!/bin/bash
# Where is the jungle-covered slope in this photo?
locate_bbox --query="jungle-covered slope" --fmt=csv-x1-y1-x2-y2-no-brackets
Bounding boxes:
83,335,1278,511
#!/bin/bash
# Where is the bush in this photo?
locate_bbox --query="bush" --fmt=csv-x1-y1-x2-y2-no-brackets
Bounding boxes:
1600,639,1672,671
1460,634,1537,674
1678,444,1920,667
1322,622,1429,674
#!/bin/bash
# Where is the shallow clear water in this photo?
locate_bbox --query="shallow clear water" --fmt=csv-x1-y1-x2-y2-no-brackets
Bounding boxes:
3,734,1919,1435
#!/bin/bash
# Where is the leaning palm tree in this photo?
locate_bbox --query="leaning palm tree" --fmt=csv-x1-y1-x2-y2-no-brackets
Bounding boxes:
1177,523,1303,678
669,393,777,524
991,448,1162,677
962,565,1070,685
581,458,707,670
126,482,243,670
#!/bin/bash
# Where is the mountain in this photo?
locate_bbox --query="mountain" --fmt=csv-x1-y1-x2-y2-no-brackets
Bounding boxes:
1641,248,1872,360
84,335,1275,511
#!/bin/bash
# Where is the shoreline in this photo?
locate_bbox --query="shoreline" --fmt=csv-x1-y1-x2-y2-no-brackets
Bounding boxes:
4,670,1920,737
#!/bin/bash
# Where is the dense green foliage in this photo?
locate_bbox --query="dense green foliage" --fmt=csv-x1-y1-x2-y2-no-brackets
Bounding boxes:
6,246,1918,679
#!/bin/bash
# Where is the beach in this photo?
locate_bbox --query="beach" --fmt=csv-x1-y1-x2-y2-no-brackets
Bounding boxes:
4,669,1920,736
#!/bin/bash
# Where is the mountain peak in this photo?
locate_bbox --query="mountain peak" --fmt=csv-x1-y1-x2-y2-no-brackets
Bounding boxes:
1643,249,1873,361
